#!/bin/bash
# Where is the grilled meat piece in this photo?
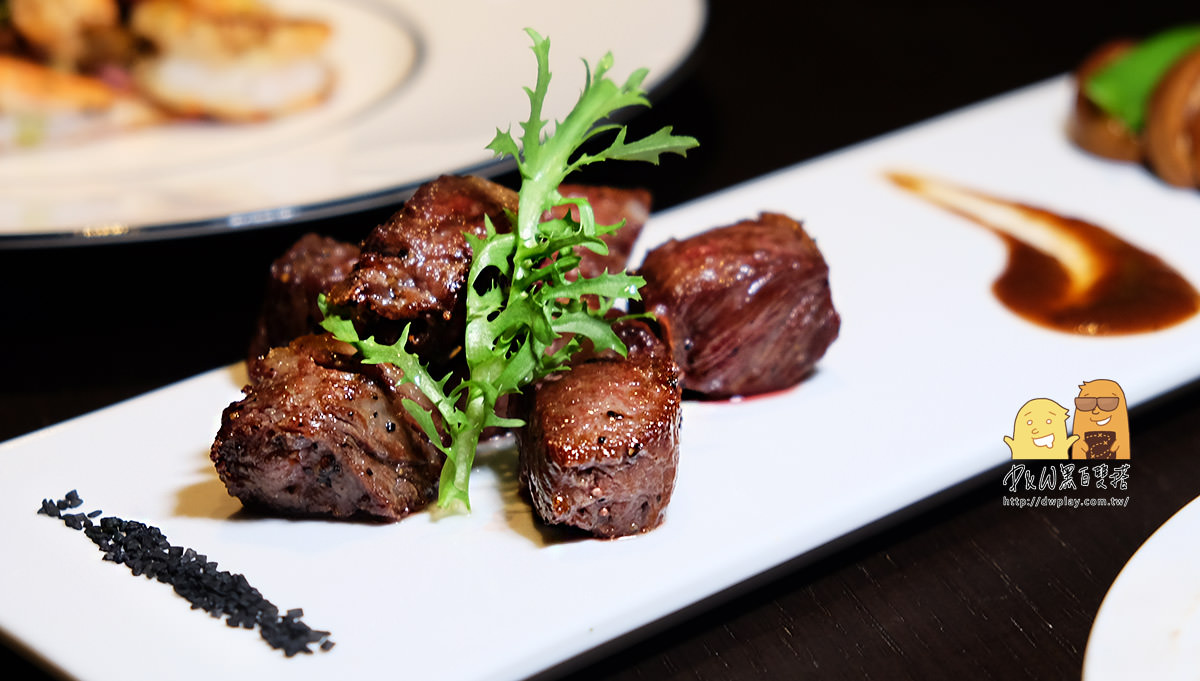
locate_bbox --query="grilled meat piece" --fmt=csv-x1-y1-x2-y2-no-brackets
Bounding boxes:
248,233,360,359
638,212,840,398
557,184,651,280
1067,39,1143,163
326,175,519,367
518,321,682,538
1144,46,1200,188
248,181,650,373
276,181,647,355
212,333,444,521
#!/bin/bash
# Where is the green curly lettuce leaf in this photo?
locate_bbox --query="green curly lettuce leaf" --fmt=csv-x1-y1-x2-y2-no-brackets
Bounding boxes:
320,28,697,513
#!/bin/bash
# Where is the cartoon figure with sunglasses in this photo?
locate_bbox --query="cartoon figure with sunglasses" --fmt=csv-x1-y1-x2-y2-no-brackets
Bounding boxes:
1071,379,1129,460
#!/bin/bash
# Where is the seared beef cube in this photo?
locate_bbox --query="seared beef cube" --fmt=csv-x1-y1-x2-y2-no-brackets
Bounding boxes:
248,233,360,359
557,184,651,280
326,175,518,366
638,213,840,398
518,322,682,538
212,334,444,521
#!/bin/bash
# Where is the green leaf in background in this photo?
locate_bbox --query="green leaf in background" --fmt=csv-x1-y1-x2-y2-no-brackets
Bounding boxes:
1084,24,1200,132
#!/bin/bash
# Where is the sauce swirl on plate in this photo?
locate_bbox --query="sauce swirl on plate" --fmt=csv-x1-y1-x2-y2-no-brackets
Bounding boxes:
889,172,1200,335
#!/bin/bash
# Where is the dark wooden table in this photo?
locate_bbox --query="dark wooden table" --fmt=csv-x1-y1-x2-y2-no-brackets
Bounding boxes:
3,2,1199,679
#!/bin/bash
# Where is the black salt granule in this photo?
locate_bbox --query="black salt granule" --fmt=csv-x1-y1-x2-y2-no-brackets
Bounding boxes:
38,491,333,656
39,498,60,518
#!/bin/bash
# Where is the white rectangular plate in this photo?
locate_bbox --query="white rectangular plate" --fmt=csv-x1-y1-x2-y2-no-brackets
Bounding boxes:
3,76,1199,681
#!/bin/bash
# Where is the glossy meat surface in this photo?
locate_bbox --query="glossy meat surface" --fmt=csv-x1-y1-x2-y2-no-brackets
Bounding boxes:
638,212,840,398
518,322,682,538
557,184,651,280
249,233,360,359
212,334,444,521
326,175,517,360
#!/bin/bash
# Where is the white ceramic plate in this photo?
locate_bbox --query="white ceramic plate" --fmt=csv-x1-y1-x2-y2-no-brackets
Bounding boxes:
3,76,1200,681
1084,495,1200,681
0,0,705,247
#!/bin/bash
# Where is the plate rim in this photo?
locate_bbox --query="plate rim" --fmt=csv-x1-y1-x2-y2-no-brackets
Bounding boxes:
0,0,707,249
1082,492,1200,680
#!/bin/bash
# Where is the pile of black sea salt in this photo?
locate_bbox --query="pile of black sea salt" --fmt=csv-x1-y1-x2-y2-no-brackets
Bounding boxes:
38,490,333,656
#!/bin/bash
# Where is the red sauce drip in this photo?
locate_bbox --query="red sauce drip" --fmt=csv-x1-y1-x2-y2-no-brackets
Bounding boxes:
891,173,1200,335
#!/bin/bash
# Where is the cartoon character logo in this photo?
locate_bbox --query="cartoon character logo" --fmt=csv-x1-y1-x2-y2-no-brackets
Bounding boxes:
1004,398,1079,459
1072,379,1130,460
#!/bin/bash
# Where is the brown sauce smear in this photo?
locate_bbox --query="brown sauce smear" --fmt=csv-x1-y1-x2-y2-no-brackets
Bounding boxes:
889,172,1200,335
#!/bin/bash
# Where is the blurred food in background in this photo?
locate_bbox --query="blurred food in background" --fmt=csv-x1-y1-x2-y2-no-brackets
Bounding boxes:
0,0,334,150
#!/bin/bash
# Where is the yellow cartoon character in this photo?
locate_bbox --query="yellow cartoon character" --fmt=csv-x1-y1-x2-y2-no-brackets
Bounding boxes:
1072,379,1130,460
1004,398,1079,459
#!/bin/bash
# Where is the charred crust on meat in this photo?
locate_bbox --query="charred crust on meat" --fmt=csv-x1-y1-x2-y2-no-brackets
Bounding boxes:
211,334,445,521
516,320,682,538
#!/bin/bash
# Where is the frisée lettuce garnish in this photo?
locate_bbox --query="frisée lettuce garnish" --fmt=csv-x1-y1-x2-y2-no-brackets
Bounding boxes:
319,28,697,512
